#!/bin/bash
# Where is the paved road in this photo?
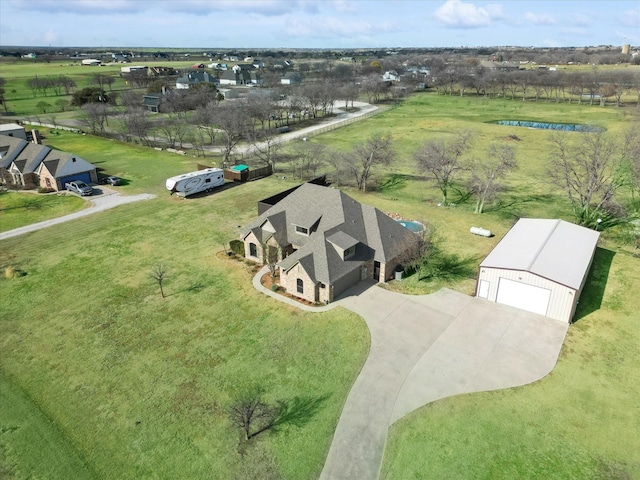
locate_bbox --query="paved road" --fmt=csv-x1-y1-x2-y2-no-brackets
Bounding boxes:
251,274,568,480
0,188,156,240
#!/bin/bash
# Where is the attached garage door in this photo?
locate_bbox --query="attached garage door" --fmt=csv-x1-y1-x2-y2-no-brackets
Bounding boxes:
496,278,551,316
60,172,92,189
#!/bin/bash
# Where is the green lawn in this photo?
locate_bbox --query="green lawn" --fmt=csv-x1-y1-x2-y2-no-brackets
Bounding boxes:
0,191,86,232
0,181,369,479
1,91,639,479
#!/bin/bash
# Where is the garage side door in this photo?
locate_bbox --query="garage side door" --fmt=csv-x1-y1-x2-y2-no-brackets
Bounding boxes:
60,172,92,188
496,278,551,316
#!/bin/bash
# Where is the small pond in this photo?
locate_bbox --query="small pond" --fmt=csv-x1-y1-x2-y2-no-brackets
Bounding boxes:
397,220,425,233
494,120,605,132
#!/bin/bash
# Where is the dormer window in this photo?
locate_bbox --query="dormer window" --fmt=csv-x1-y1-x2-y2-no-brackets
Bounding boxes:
295,225,309,235
344,245,356,259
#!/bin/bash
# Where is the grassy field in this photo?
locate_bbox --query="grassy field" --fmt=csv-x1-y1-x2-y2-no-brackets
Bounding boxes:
0,191,86,232
0,173,369,479
1,91,639,478
307,94,640,478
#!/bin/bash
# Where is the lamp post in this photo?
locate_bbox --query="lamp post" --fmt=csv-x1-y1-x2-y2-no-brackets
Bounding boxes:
596,218,602,231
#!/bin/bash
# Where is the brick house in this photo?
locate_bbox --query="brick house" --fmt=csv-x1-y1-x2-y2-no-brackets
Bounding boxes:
1,131,97,190
241,183,423,304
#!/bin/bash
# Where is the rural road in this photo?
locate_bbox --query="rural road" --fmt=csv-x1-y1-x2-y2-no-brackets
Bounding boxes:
0,188,156,240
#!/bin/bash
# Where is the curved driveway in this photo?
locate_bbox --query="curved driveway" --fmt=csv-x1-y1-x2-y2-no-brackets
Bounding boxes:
252,271,568,480
0,188,156,240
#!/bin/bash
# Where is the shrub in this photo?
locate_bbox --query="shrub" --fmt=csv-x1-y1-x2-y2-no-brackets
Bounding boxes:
4,266,25,279
270,284,279,292
229,239,245,256
38,187,56,194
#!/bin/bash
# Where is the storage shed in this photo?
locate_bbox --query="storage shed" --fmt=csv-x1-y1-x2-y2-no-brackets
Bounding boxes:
476,219,599,323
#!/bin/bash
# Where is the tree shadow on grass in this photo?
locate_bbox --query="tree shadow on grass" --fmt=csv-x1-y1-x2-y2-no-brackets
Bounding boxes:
166,282,205,297
272,393,331,431
573,247,615,323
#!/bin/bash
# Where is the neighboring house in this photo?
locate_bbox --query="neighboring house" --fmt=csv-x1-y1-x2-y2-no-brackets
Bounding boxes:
142,94,163,113
281,72,302,85
273,60,294,69
0,123,27,140
241,183,422,304
0,131,97,190
175,71,219,89
383,70,400,82
121,65,147,74
81,59,101,66
219,64,262,86
476,218,599,323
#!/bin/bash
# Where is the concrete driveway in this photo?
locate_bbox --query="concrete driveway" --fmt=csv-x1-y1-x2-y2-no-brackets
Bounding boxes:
0,188,156,240
318,283,568,480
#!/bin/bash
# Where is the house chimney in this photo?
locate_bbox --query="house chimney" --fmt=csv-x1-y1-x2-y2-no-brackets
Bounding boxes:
72,157,76,162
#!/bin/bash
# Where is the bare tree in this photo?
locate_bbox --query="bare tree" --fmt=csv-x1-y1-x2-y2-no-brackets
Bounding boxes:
228,389,278,441
214,102,251,163
247,130,282,172
293,141,327,180
192,101,219,145
150,263,168,298
81,102,110,136
346,131,395,192
120,107,153,145
0,77,7,113
415,130,473,205
547,131,628,226
469,143,518,214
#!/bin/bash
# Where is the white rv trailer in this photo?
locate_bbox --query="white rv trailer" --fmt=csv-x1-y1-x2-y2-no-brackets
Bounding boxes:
166,168,225,197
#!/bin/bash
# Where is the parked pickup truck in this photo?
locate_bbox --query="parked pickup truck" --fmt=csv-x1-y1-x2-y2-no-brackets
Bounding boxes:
65,181,93,196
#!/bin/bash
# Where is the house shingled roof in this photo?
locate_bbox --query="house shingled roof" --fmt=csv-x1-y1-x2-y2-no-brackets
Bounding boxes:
244,183,420,286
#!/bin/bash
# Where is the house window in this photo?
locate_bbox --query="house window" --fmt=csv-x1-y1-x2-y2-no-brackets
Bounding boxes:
45,178,51,188
344,245,356,259
295,225,309,235
297,278,304,294
249,242,257,257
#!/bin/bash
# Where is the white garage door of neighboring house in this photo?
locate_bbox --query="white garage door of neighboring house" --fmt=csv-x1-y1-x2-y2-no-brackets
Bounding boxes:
496,278,551,316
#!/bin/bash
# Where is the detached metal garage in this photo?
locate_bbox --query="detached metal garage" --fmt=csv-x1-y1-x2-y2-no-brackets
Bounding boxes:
476,219,600,323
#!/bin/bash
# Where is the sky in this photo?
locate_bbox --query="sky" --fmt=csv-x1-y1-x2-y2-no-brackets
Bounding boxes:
1,0,639,50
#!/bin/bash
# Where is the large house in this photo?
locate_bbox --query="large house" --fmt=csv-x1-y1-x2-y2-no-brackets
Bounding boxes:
0,128,97,191
241,183,423,304
175,71,219,89
219,64,262,86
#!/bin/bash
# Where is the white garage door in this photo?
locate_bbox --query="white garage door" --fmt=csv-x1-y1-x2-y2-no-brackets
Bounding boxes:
496,278,551,316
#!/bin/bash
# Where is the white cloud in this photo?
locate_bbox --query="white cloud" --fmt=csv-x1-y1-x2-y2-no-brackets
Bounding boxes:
433,0,503,29
524,12,556,26
620,7,640,27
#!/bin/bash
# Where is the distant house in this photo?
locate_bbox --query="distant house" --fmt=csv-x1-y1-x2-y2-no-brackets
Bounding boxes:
241,183,422,304
142,94,163,113
476,218,599,323
176,71,219,89
219,64,262,86
112,53,128,63
273,60,294,69
280,72,302,85
121,65,147,74
0,130,97,191
383,70,400,82
81,59,101,66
